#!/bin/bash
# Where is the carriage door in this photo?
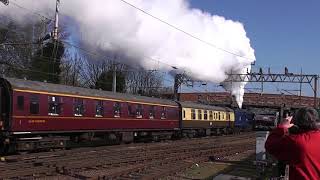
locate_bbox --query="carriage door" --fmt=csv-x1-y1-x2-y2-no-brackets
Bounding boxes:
0,86,6,131
226,112,231,127
0,87,2,130
0,85,11,131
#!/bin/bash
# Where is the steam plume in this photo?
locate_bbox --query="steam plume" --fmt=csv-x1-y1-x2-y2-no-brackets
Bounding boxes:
0,0,256,107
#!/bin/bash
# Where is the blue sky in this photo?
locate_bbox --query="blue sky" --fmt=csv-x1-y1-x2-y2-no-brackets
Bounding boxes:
185,0,320,95
190,0,320,74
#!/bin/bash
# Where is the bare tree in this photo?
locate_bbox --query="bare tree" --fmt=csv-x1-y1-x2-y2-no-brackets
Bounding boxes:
60,51,83,86
0,19,38,77
0,15,70,80
78,59,111,88
60,52,166,96
126,70,164,97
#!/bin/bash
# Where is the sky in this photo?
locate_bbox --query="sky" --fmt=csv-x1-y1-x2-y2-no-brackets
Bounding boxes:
1,0,318,96
187,0,320,96
190,0,320,74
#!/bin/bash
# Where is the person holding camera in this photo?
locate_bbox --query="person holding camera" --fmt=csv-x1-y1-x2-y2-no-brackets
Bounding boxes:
265,107,320,180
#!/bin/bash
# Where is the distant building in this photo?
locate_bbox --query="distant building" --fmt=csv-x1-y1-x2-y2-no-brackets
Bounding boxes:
162,92,318,109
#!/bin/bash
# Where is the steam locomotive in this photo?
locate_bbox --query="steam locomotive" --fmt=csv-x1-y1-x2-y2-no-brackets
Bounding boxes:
0,77,241,154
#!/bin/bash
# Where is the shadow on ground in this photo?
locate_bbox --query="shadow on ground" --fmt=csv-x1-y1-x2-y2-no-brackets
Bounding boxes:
179,154,279,180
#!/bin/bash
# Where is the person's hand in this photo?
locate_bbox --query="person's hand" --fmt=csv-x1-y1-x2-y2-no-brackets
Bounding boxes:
279,116,294,129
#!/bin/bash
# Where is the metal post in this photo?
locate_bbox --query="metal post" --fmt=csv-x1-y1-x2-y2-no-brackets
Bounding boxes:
279,106,284,125
299,68,302,106
173,74,183,101
230,69,233,106
314,76,318,109
112,63,117,93
255,131,269,176
53,0,60,40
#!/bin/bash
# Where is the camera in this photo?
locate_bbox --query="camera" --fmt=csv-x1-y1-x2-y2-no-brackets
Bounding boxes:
282,109,292,118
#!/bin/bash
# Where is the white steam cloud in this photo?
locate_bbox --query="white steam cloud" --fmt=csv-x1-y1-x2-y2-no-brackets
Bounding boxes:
0,0,255,108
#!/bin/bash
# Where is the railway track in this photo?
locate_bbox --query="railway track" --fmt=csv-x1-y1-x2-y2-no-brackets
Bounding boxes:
0,132,255,179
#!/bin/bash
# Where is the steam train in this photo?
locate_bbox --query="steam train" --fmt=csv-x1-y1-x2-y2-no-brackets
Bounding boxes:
0,77,244,154
234,109,255,131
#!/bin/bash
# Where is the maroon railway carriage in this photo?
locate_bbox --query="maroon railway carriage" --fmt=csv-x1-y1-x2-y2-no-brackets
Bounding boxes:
0,77,180,152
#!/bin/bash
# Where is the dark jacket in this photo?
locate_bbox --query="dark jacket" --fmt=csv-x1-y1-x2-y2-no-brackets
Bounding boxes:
265,126,320,180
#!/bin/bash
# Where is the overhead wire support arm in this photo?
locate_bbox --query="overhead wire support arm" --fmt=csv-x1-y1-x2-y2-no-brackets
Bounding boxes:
173,72,208,101
225,71,319,108
224,73,318,84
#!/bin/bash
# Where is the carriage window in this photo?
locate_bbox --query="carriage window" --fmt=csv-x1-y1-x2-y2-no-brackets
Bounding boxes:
204,110,208,120
114,102,121,118
198,110,202,120
95,100,104,117
136,104,143,118
74,98,84,116
48,96,61,116
222,113,225,120
161,107,167,119
191,109,196,120
218,112,221,120
17,96,24,110
30,95,39,114
149,106,155,119
209,111,213,120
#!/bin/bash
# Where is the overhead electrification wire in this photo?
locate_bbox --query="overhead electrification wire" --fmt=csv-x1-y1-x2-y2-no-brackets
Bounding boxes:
0,63,173,90
61,41,172,74
1,42,207,95
0,40,168,74
3,2,195,74
118,0,255,61
10,0,53,21
61,40,178,71
1,2,228,94
8,0,67,30
0,42,208,94
0,42,38,46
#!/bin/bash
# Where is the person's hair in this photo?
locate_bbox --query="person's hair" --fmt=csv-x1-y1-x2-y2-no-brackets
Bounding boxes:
292,107,320,131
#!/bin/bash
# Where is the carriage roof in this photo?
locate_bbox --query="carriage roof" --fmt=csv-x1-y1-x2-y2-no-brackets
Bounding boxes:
179,101,233,112
4,78,178,106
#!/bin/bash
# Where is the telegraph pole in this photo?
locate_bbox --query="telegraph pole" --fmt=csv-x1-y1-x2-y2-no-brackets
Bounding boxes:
53,0,60,40
112,62,117,92
314,76,318,108
173,74,183,101
299,68,303,105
